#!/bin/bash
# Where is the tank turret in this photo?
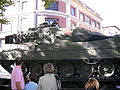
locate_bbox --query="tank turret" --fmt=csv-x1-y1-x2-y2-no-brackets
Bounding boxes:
1,24,120,89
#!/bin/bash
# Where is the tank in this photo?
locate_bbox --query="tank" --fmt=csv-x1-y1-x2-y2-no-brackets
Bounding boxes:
1,23,120,89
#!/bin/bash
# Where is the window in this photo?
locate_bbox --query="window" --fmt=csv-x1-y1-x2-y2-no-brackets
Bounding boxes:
20,18,28,32
71,7,75,16
91,19,96,27
71,23,76,27
2,23,12,32
96,22,100,29
108,28,113,35
85,16,91,24
21,1,28,10
45,18,59,25
79,13,84,21
46,2,58,11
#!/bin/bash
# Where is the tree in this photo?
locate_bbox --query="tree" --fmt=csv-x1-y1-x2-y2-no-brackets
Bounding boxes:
42,0,55,8
0,0,14,24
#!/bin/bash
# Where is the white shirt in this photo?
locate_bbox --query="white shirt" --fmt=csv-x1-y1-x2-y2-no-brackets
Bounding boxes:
37,73,57,90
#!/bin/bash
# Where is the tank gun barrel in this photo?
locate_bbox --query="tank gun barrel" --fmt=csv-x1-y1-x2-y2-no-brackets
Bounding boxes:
5,25,114,44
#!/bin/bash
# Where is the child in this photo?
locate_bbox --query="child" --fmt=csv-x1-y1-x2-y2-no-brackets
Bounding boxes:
25,73,38,90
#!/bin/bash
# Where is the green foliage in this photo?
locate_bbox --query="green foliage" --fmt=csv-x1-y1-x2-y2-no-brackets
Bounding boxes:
42,0,55,8
0,18,9,24
0,0,14,24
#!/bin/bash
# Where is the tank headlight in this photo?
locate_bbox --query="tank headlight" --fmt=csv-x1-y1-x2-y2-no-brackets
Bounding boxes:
78,63,93,77
60,63,75,77
98,62,115,77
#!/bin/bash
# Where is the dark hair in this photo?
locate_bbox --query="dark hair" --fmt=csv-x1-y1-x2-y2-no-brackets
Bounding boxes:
29,73,37,82
15,57,23,65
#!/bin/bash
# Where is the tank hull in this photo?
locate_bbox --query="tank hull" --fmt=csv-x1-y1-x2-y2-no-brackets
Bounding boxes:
1,26,120,89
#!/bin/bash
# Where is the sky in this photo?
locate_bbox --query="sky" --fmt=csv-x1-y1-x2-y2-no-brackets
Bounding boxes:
80,0,120,28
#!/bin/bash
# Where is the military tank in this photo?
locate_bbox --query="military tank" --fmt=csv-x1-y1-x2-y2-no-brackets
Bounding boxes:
0,22,120,89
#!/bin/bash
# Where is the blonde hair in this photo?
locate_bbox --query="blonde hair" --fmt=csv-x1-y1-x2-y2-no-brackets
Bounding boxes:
43,63,54,74
85,78,99,90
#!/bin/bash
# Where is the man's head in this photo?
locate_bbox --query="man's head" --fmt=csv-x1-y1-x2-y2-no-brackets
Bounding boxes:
15,57,23,66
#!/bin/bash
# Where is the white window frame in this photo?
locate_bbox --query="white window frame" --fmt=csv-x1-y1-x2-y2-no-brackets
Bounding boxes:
20,18,27,32
91,19,96,28
71,7,75,16
80,13,84,21
21,1,28,10
85,16,90,25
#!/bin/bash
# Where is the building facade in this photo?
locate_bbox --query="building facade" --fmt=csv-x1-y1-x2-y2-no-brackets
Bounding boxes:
44,0,102,32
102,26,120,36
0,0,102,51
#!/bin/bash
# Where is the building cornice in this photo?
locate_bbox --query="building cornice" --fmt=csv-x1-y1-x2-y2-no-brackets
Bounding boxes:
70,0,102,20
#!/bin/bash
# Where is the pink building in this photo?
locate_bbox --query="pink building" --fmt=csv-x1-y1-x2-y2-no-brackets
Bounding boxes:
43,0,102,32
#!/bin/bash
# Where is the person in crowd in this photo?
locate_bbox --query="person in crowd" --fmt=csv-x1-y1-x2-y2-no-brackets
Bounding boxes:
11,57,25,90
84,78,100,90
37,63,58,90
25,73,38,90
